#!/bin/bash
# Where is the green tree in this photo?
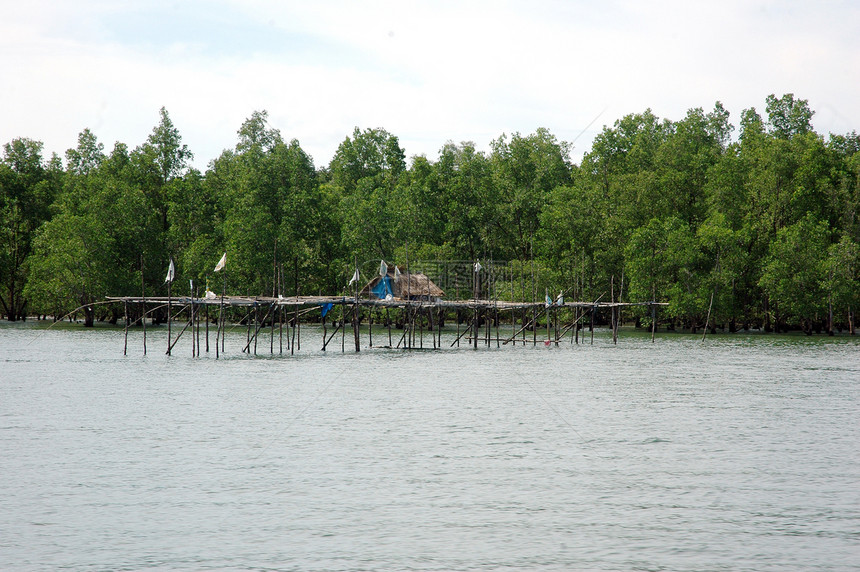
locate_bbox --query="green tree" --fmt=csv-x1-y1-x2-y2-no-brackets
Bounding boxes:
65,128,105,176
765,93,813,140
823,234,859,332
329,127,406,263
759,214,830,332
655,104,732,228
25,148,159,325
435,142,493,260
489,128,572,260
204,111,328,296
624,216,707,327
132,107,193,231
0,138,59,320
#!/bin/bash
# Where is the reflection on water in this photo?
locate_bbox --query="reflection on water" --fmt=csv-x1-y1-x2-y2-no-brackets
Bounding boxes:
2,323,859,570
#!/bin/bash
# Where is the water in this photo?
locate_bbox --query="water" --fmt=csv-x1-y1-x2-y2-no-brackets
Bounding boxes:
2,322,859,571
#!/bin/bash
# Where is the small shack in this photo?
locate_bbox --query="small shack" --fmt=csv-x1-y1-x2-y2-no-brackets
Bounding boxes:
361,265,444,301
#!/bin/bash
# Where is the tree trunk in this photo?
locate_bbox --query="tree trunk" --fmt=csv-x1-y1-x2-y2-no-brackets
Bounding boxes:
83,305,95,328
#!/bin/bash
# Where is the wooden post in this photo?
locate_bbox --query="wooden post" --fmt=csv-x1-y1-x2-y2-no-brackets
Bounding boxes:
610,276,616,345
195,286,201,356
141,255,147,356
352,302,360,352
702,289,715,342
590,306,594,345
386,308,392,347
190,284,195,357
473,307,479,349
473,262,479,349
521,307,526,346
546,288,551,344
205,303,209,353
291,301,298,356
439,308,444,348
166,278,172,356
429,307,435,350
651,302,657,343
352,261,360,352
216,271,226,358
123,301,128,356
253,304,259,355
294,259,300,352
244,307,251,353
322,306,327,351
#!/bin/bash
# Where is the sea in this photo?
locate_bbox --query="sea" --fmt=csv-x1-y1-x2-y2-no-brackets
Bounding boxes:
1,321,859,571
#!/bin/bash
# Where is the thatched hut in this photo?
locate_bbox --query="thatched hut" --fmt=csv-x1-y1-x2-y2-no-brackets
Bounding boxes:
361,265,444,301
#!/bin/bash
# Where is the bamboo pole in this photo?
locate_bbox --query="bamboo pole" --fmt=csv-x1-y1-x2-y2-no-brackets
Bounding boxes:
190,285,195,357
166,278,172,356
242,303,275,354
123,301,128,356
205,303,209,353
590,306,594,345
141,255,146,356
386,308,392,347
322,306,328,351
253,305,259,355
322,320,342,351
651,302,657,343
195,286,201,356
166,321,191,354
291,301,298,356
702,289,715,342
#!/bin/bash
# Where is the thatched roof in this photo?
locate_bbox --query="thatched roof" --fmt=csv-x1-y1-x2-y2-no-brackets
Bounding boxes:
394,272,444,298
360,266,444,299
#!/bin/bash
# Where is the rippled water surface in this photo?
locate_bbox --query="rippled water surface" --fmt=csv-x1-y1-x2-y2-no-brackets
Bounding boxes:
2,322,859,570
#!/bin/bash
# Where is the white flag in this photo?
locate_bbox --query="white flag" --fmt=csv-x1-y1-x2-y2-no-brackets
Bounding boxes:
164,258,175,284
556,292,564,305
379,259,387,277
545,292,553,308
214,252,226,272
474,261,482,273
394,266,401,282
348,268,360,286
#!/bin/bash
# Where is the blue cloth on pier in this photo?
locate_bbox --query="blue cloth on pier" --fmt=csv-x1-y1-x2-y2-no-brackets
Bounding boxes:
371,276,393,299
320,303,334,317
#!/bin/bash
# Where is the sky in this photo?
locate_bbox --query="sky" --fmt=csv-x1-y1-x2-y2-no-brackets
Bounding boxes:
2,0,859,171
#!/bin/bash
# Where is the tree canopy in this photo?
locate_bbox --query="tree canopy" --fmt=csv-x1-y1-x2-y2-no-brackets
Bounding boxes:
3,96,858,332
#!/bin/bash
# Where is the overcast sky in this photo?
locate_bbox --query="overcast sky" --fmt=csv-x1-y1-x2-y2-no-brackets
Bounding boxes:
3,0,859,171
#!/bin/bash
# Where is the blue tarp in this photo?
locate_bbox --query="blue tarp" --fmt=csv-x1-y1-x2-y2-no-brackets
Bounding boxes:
370,276,394,299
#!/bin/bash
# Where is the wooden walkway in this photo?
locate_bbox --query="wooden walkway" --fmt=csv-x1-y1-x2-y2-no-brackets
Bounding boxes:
107,294,668,357
108,294,662,311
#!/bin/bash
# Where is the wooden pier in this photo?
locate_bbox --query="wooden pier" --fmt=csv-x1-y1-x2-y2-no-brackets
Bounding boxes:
107,293,668,357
